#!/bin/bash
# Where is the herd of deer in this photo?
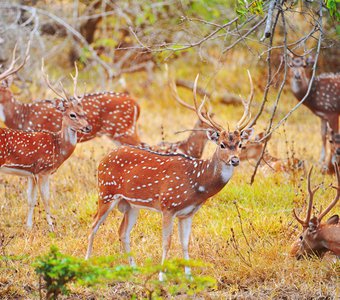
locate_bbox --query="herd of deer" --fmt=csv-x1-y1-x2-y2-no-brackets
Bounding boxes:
0,47,339,278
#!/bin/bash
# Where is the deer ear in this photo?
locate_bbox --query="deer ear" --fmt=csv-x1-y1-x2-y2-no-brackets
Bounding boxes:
326,215,339,225
207,130,219,143
1,76,13,88
52,99,69,112
306,55,315,66
240,128,254,143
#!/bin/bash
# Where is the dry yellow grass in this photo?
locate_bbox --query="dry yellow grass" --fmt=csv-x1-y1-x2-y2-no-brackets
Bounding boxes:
0,57,339,299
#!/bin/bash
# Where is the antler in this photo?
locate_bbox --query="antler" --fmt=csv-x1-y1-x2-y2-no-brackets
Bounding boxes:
293,166,320,228
41,59,66,100
70,62,84,103
169,74,223,132
0,42,30,81
318,162,340,222
236,70,254,131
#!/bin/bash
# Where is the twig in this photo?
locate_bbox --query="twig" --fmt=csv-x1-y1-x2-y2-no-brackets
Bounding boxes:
0,3,115,78
258,0,324,142
233,201,253,252
251,4,288,184
261,0,277,40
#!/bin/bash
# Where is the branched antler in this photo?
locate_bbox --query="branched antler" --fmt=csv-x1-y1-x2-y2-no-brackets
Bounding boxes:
293,166,320,228
0,42,30,81
318,163,340,222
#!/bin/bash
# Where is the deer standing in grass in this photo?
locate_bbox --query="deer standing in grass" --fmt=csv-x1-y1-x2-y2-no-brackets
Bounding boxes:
0,54,141,146
288,54,340,171
86,72,255,279
0,58,91,231
290,164,340,259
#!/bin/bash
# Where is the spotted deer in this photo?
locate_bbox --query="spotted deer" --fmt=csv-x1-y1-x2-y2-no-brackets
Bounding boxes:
290,163,340,259
0,51,141,146
85,72,255,279
288,53,340,170
0,62,91,231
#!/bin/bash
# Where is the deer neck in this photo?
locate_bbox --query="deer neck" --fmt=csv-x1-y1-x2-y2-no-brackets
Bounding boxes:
178,131,208,158
291,74,310,101
194,150,234,197
0,90,22,124
59,117,78,159
318,225,340,255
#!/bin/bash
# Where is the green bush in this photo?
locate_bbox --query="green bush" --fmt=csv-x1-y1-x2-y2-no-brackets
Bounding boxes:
33,246,216,299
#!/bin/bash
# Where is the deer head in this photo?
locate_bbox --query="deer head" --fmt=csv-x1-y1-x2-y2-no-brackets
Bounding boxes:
41,61,92,135
170,71,255,165
291,163,340,259
287,52,313,95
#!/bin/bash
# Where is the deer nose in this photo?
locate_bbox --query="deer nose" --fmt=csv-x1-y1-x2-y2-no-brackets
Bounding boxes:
84,125,92,133
336,148,340,156
230,156,239,166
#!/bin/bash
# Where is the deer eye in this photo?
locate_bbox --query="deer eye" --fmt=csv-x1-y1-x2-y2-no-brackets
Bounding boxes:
220,143,226,149
69,113,77,119
299,236,303,241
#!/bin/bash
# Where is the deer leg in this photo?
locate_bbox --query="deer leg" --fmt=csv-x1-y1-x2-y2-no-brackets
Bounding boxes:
37,175,54,231
327,115,339,173
178,216,193,277
320,119,327,164
159,213,175,281
26,176,38,230
118,207,139,266
85,199,119,260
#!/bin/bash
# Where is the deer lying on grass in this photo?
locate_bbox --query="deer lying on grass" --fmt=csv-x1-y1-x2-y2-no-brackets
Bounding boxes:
86,72,255,279
0,62,91,231
290,163,340,259
0,50,141,145
288,53,340,171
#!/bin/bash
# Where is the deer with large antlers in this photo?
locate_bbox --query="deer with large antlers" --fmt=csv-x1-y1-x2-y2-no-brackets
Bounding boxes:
290,163,340,259
0,63,91,231
85,72,255,279
288,54,340,171
0,49,141,146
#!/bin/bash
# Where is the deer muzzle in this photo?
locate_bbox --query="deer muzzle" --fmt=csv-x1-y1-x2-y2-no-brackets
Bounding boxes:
229,156,240,167
82,125,92,133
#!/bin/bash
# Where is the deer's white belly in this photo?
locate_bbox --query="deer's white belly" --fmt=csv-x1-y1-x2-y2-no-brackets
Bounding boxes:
0,166,33,177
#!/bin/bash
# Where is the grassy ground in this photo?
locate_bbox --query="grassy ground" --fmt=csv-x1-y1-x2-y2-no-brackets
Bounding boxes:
0,59,339,299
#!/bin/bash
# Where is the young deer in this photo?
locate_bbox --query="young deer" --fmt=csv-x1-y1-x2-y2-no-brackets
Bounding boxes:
290,164,340,259
288,54,340,169
85,72,255,279
0,62,91,231
0,51,141,146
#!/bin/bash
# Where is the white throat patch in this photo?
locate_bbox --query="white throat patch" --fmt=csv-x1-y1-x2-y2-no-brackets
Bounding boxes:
221,164,234,183
0,104,5,122
66,128,77,146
